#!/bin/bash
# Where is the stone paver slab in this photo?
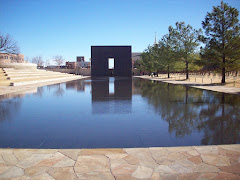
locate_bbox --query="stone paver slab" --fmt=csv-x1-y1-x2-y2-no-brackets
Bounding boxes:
10,176,31,180
201,154,231,166
170,163,193,174
31,173,55,180
176,159,197,169
48,167,78,180
35,152,65,167
155,165,178,174
52,156,75,167
0,155,5,166
13,149,37,161
125,148,158,168
35,149,58,154
59,149,81,160
220,163,240,174
75,155,110,174
180,149,200,158
167,152,187,161
188,155,202,165
0,149,13,155
179,173,200,180
214,172,240,180
2,154,19,165
196,172,217,180
114,175,137,180
79,149,125,156
194,163,220,173
123,154,140,165
106,154,128,164
132,165,153,179
17,153,53,169
76,171,115,180
149,148,169,162
218,144,240,153
194,146,218,155
159,174,179,180
165,146,194,152
0,165,10,174
0,166,24,179
151,172,160,180
218,147,240,157
111,163,137,176
25,166,50,177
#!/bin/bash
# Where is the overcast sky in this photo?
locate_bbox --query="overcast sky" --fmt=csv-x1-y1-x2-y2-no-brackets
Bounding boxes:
1,0,239,64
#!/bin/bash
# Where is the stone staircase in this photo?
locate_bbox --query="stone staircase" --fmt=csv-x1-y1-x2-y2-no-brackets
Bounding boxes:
0,68,82,86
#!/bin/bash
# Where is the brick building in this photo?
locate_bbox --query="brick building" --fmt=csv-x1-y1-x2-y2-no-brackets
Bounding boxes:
66,61,76,69
0,53,25,63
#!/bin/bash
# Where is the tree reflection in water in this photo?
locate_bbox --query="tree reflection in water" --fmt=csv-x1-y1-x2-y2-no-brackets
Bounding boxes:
0,95,22,122
134,78,240,145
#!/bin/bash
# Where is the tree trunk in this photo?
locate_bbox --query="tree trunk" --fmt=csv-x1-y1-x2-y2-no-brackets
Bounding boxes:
186,61,189,79
222,56,226,83
167,65,170,78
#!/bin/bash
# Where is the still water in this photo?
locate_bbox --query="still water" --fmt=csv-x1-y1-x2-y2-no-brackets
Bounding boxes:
0,77,239,148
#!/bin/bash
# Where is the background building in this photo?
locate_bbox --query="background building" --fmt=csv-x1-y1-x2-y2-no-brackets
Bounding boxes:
66,61,76,69
0,53,25,63
76,56,91,68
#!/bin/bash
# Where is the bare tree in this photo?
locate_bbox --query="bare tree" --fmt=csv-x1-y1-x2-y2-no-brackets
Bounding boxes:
45,59,50,67
53,55,65,68
0,32,19,54
32,56,44,66
25,56,30,63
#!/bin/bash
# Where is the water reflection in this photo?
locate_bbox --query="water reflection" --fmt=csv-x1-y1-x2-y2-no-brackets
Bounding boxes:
0,88,37,122
134,79,240,145
0,78,239,148
91,77,132,114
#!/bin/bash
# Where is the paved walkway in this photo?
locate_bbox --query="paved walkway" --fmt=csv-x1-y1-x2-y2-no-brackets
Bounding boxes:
136,76,240,95
0,145,239,179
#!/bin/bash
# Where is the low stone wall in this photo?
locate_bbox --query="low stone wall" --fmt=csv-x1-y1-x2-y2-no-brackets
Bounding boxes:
46,68,91,76
0,63,37,70
76,68,91,76
46,69,75,74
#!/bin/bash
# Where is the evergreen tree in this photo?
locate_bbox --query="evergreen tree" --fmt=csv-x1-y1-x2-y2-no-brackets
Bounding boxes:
169,22,202,79
202,1,240,83
158,34,176,78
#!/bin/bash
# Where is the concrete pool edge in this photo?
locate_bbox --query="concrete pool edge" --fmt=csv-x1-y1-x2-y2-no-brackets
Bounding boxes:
0,144,239,179
135,76,240,95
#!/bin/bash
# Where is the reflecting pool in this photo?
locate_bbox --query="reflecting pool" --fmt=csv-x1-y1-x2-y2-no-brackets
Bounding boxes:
0,77,239,148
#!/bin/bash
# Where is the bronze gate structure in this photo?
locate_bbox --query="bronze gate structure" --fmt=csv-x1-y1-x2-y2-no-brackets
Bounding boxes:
91,46,132,77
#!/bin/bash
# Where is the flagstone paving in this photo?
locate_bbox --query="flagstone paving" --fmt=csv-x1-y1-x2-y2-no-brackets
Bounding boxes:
0,145,239,179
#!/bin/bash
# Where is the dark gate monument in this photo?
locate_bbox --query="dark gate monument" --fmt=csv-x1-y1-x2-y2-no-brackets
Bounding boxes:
91,46,132,77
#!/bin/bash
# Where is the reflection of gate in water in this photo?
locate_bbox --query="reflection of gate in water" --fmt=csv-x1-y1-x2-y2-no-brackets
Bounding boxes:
91,77,132,114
